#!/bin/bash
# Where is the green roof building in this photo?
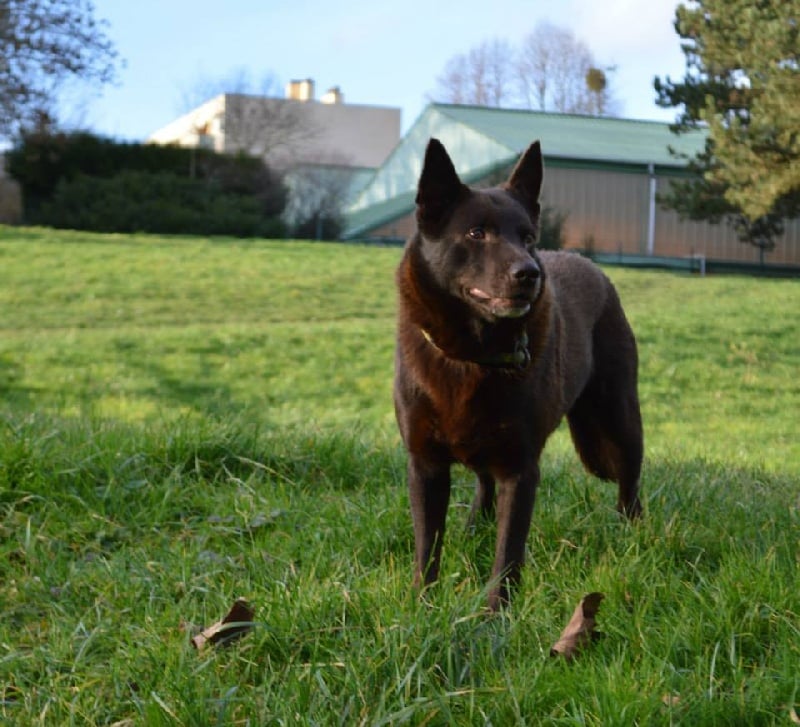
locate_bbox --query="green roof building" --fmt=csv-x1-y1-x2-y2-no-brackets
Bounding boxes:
343,104,800,269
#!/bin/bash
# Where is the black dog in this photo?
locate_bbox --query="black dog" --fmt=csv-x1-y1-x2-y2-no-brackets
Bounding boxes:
394,138,643,609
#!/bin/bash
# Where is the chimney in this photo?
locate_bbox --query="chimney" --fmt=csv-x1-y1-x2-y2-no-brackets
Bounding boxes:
320,86,343,104
285,78,314,101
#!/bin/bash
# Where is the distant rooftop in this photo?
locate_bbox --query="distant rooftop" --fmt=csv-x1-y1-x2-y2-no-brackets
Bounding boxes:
432,104,705,167
343,103,707,238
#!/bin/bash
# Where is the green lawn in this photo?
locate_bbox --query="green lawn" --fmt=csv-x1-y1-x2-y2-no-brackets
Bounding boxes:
1,227,798,725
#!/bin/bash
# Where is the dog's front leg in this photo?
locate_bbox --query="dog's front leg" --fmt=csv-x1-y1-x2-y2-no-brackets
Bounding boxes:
408,455,451,589
488,463,539,610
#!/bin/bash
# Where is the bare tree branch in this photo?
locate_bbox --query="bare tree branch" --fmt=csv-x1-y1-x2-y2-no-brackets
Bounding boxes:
517,22,617,115
223,94,316,166
178,67,282,115
430,24,619,116
283,151,355,239
0,0,119,139
431,38,516,107
179,67,318,168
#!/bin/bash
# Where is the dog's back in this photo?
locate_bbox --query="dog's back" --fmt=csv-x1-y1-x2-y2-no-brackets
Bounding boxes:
536,250,636,408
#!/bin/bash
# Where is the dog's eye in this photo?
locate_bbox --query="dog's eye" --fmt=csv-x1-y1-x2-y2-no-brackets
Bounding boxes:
523,233,537,248
468,227,486,240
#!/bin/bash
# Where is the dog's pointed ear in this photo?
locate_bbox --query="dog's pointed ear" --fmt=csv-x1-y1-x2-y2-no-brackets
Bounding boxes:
416,138,467,230
505,141,543,218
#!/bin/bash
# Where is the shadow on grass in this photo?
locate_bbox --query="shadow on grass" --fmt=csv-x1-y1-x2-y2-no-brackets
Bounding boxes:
110,336,241,418
1,415,796,724
2,413,795,600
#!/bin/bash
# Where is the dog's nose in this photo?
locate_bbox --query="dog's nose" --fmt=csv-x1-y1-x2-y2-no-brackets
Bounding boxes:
511,260,540,283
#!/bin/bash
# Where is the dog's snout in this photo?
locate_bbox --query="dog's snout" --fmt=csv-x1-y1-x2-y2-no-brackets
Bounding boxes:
511,259,540,283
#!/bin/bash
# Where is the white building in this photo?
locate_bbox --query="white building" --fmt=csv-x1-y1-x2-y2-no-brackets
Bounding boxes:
148,80,402,231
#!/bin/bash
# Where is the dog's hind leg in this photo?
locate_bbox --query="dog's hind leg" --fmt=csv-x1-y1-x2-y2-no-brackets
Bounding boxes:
567,377,643,518
567,296,643,518
467,472,495,531
567,289,644,518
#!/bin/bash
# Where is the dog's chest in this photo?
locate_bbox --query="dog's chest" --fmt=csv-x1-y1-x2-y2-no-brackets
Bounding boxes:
428,375,541,469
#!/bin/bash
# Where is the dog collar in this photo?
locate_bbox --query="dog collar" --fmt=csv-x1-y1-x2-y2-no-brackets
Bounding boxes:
420,328,531,369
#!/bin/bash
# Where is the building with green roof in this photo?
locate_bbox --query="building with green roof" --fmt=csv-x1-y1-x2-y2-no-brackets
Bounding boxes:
343,104,800,268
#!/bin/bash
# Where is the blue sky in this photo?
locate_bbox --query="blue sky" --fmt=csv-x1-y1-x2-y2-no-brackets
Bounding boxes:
76,0,686,141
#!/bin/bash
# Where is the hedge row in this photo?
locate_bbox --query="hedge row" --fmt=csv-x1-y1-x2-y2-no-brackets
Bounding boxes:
38,171,285,237
7,131,287,237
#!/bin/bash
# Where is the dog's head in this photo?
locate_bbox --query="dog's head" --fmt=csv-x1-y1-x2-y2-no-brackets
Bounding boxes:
414,138,545,321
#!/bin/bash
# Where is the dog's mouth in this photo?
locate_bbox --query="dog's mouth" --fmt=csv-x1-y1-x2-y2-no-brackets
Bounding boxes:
468,287,531,318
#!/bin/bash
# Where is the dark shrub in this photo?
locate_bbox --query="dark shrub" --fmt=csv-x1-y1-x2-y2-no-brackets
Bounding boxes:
537,206,566,250
36,171,285,237
7,131,287,236
290,213,343,241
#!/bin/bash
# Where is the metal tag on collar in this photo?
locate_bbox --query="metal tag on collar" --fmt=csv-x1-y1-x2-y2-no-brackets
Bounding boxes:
513,332,531,369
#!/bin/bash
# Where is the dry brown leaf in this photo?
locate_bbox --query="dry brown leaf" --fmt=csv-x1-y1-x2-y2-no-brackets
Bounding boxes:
550,592,605,660
191,598,255,651
1,683,22,704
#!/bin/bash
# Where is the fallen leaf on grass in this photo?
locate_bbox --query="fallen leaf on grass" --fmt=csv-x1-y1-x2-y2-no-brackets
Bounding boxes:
190,598,255,651
790,705,800,724
1,683,22,704
550,592,605,660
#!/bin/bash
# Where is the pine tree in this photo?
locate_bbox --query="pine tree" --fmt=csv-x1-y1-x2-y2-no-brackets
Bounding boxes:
655,0,800,257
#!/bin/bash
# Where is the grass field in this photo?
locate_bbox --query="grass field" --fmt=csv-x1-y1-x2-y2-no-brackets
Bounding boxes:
1,226,798,725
